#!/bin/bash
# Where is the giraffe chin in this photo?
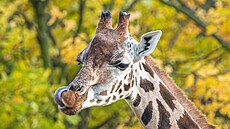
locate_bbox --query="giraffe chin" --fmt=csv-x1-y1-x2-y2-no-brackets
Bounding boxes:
54,86,87,115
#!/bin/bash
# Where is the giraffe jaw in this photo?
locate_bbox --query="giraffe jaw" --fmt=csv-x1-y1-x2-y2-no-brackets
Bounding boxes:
54,86,87,115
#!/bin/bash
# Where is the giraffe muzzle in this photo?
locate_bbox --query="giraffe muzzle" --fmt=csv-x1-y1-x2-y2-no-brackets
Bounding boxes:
54,86,87,115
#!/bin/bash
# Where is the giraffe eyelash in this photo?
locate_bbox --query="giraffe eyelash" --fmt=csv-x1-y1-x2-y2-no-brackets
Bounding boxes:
115,63,129,71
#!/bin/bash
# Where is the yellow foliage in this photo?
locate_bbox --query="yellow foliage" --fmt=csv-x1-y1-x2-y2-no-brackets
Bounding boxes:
13,93,24,103
61,36,87,64
206,24,217,35
129,11,141,21
64,20,76,32
221,104,230,118
198,64,219,77
185,74,194,87
165,65,173,74
48,6,66,25
0,0,230,128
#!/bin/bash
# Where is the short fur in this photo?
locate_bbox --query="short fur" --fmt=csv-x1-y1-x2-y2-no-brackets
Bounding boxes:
145,56,216,129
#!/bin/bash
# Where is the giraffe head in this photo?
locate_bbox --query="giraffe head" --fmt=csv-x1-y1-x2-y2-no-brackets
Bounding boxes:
54,11,162,115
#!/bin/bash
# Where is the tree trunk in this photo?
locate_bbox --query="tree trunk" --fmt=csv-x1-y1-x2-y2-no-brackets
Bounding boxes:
30,0,52,69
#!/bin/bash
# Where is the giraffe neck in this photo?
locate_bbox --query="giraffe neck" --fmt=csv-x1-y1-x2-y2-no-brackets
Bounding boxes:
125,57,215,129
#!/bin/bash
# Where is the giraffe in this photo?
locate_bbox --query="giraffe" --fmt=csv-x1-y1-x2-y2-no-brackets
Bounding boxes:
54,11,215,129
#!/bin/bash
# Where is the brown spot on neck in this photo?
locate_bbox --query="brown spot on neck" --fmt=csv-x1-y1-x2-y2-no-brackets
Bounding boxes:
105,97,111,103
157,99,171,129
131,79,134,87
141,101,153,126
129,72,132,81
96,99,102,104
177,111,200,129
112,95,116,100
119,95,123,98
140,77,154,92
124,83,130,91
159,82,176,110
124,74,128,80
90,99,95,102
135,77,138,86
115,81,122,92
139,62,142,71
118,89,122,94
110,81,117,93
133,94,141,107
142,62,154,78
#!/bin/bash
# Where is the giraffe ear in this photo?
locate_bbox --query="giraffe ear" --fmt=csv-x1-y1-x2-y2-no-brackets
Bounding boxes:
135,30,162,59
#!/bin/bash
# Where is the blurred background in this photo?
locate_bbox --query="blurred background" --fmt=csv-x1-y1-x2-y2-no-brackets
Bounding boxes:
0,0,229,128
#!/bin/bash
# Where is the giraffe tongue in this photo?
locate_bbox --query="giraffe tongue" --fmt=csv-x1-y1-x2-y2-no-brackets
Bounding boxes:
61,90,87,108
61,90,77,107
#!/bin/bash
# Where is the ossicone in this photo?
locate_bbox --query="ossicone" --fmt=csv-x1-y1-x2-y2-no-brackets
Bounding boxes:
116,11,130,34
96,11,113,33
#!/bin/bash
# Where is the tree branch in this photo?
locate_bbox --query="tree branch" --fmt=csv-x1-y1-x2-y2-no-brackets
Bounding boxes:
89,113,119,129
212,33,230,52
29,0,54,83
168,18,190,49
8,10,34,29
73,0,86,39
77,108,90,129
103,0,115,10
200,0,216,12
124,0,140,12
89,116,113,129
159,0,206,29
175,47,221,65
30,0,51,68
112,0,140,26
159,0,230,52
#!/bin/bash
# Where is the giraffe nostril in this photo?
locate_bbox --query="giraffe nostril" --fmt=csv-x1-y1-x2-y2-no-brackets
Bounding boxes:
76,86,83,92
69,81,83,92
69,85,76,91
69,85,83,92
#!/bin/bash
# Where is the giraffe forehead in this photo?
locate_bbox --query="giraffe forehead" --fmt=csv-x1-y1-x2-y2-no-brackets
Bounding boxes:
85,39,119,64
85,34,133,66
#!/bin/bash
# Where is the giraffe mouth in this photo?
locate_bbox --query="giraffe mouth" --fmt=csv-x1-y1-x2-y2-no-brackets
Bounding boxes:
54,86,87,115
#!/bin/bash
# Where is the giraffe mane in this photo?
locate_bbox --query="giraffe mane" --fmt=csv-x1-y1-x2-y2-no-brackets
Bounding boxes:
145,56,216,129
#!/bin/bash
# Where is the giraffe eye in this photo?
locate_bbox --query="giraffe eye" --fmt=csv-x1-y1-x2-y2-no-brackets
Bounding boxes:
76,53,84,65
76,57,83,65
115,63,129,71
